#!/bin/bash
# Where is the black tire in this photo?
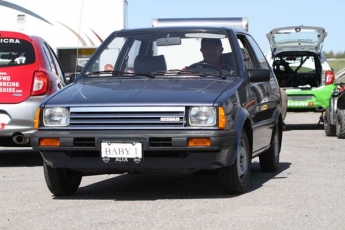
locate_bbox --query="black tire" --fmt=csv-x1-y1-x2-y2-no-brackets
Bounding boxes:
43,161,82,196
218,130,251,194
324,109,336,136
259,124,280,172
336,110,345,139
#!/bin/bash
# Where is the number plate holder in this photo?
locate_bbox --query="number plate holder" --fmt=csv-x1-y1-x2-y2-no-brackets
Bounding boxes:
101,141,142,163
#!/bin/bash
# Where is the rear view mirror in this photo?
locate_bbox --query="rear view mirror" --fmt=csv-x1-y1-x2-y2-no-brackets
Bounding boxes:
68,73,78,84
156,37,181,46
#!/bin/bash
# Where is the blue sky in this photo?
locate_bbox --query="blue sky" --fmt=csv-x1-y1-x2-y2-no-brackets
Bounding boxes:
127,0,345,53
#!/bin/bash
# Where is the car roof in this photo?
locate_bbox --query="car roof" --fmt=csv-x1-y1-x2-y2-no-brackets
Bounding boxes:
113,26,248,35
0,31,33,42
266,26,327,54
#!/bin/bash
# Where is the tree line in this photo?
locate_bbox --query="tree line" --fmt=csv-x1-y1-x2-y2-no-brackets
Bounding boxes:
323,51,345,59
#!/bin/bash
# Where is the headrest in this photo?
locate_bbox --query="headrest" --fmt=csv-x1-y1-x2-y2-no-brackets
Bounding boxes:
220,52,234,63
134,55,167,73
273,59,287,66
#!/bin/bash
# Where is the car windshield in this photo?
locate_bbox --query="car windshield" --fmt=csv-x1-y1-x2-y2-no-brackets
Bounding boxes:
83,28,237,77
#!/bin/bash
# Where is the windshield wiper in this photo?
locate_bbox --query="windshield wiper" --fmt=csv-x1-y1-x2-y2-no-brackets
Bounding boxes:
84,70,114,76
152,69,227,79
152,69,209,76
84,70,155,78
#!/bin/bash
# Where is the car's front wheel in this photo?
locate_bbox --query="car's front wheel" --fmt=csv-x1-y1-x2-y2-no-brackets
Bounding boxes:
324,109,336,136
336,110,345,139
218,130,251,194
259,124,280,172
43,161,82,196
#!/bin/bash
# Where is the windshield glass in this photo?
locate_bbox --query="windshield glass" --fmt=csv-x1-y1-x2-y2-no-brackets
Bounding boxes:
83,29,236,77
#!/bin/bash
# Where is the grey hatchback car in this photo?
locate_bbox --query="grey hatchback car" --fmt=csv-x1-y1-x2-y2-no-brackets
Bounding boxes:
31,26,284,196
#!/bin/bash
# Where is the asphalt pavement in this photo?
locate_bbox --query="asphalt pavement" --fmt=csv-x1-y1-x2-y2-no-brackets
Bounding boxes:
0,112,344,230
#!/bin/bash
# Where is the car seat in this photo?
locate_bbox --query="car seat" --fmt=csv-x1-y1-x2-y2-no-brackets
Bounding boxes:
273,59,294,87
220,52,235,71
134,55,167,73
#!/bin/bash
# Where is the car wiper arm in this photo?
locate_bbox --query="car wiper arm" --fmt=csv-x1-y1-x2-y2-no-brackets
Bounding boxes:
152,69,211,76
84,70,114,76
151,69,230,79
84,70,155,78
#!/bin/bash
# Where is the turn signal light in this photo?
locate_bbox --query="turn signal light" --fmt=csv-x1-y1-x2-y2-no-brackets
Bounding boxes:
39,138,60,146
34,108,40,129
188,138,211,147
218,107,226,130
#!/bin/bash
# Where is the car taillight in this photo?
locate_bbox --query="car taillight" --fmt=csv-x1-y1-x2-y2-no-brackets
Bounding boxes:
325,70,335,85
31,71,51,96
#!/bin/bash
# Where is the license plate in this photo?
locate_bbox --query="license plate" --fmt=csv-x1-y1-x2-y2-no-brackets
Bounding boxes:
101,142,142,159
288,101,308,107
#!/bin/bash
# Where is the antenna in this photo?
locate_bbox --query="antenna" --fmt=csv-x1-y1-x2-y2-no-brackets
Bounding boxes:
75,0,84,74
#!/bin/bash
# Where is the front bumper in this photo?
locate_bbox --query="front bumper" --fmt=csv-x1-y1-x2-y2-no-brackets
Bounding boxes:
31,129,237,171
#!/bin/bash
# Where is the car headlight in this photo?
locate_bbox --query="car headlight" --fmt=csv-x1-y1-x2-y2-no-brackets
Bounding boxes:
189,106,216,126
43,107,70,126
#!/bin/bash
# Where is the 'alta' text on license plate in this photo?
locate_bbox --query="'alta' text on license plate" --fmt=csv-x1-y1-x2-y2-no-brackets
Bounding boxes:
101,142,142,158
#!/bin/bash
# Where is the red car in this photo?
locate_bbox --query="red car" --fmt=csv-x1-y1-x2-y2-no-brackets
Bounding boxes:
0,31,66,146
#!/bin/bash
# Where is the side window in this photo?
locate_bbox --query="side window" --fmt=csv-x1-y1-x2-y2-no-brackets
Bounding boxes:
125,40,141,72
47,44,65,80
245,35,270,70
244,35,279,91
237,35,255,69
42,44,58,75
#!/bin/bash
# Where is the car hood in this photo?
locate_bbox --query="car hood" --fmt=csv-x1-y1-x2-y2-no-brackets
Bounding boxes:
266,26,327,54
45,78,236,106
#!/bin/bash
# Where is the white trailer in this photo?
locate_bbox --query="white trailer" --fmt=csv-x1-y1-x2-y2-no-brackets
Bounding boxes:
0,0,128,72
151,17,249,68
152,17,248,31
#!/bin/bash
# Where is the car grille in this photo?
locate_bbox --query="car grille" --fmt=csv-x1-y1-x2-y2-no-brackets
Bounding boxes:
69,107,185,129
149,137,172,147
73,137,95,147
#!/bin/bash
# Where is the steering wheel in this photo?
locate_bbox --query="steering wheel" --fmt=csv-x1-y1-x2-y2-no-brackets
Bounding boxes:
187,62,223,75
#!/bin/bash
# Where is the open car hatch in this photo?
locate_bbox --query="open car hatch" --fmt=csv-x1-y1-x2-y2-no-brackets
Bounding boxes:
266,26,327,54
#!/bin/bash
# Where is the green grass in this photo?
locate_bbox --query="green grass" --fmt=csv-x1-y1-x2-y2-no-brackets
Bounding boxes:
328,59,345,73
328,59,345,83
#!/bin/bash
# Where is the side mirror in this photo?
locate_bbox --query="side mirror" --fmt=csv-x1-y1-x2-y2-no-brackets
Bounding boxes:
68,73,78,84
248,69,270,82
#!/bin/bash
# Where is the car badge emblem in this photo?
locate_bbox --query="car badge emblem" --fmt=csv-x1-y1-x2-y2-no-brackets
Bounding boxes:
134,157,141,164
160,117,180,122
102,156,110,163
